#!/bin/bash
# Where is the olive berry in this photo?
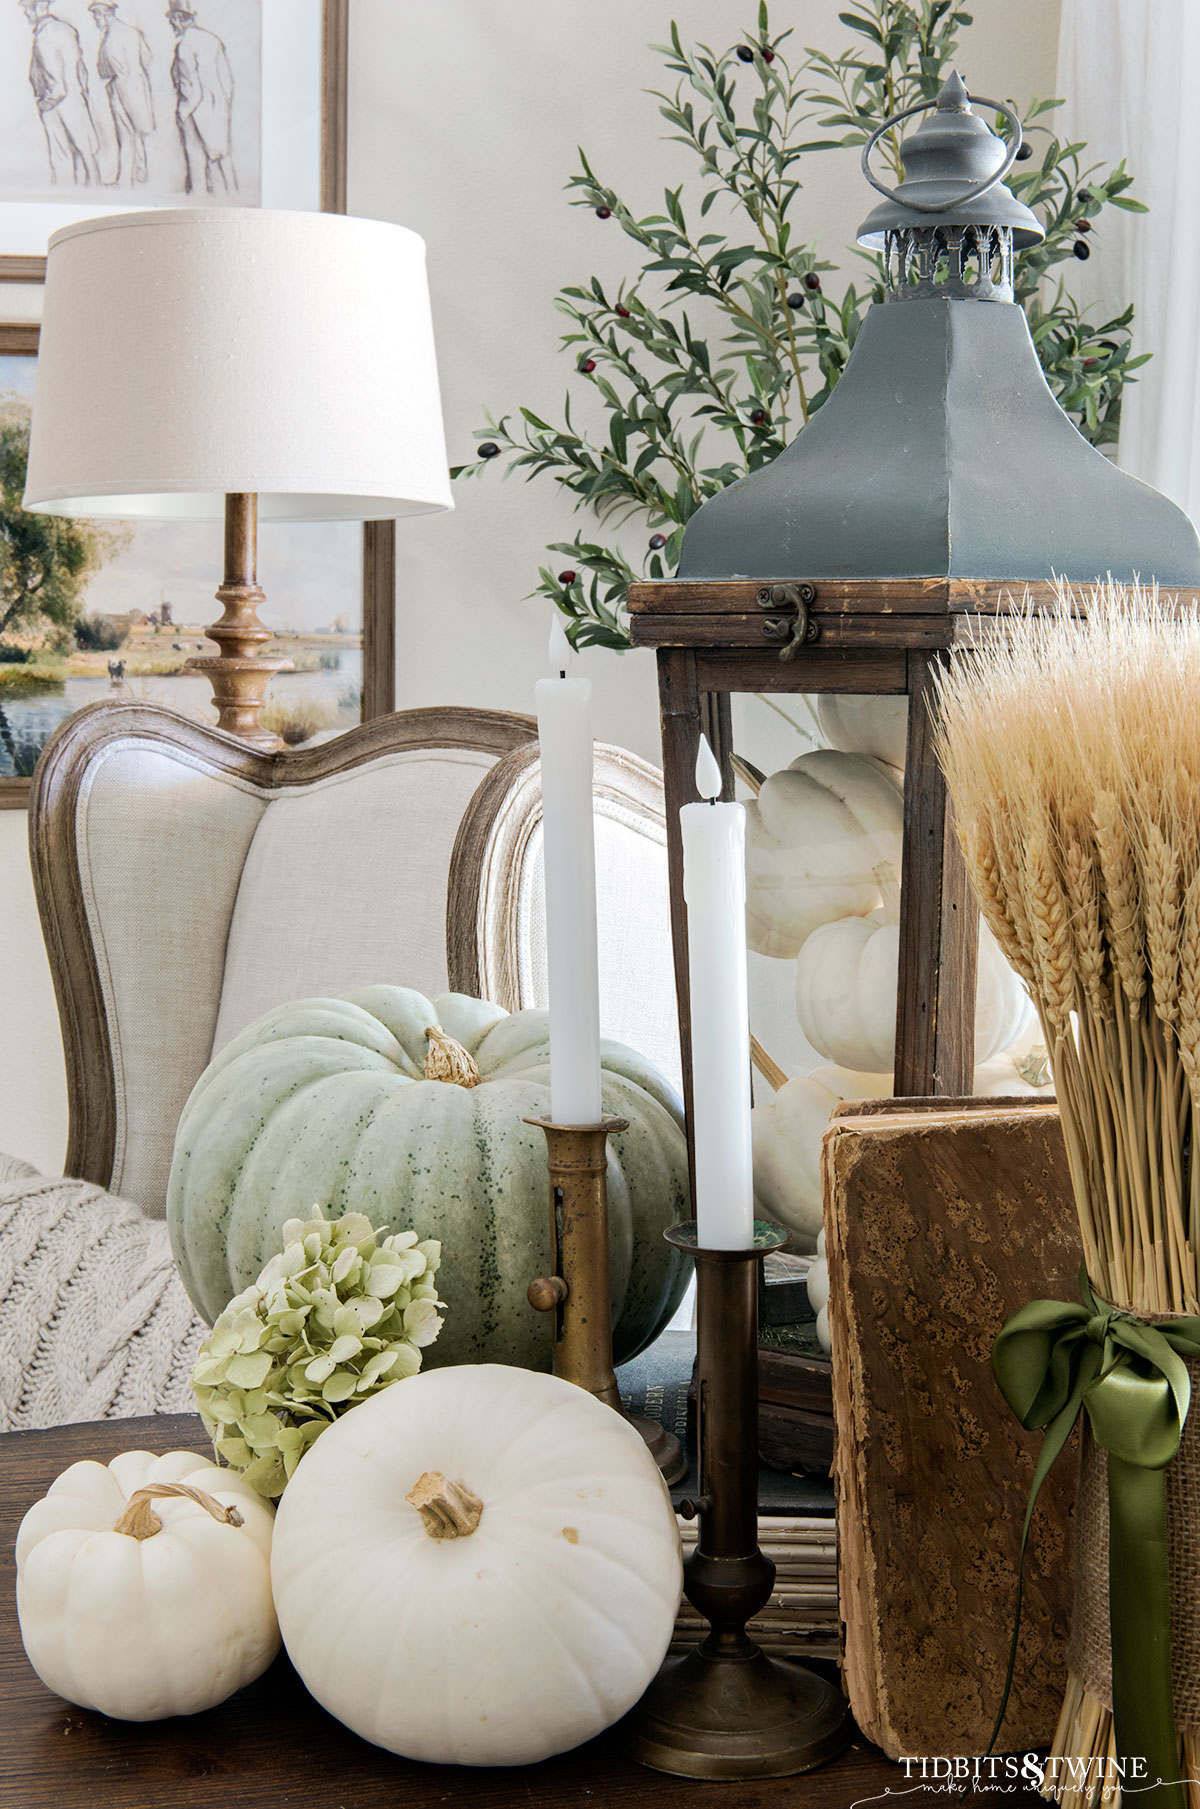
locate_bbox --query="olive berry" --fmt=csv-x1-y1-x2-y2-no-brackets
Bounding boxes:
804,272,821,291
648,533,666,550
558,570,577,584
786,292,804,309
615,303,630,317
1077,189,1092,204
736,44,754,61
580,358,597,372
749,406,766,425
1015,141,1033,161
478,441,500,459
1073,240,1090,260
595,206,612,220
1075,218,1092,233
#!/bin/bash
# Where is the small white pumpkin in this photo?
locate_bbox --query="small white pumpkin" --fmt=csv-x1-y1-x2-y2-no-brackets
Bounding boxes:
753,1061,891,1247
745,750,904,959
815,695,908,769
16,1449,278,1720
794,871,1034,1072
271,1364,683,1767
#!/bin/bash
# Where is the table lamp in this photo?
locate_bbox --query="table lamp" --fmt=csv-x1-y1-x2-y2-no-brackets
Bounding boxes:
23,208,452,749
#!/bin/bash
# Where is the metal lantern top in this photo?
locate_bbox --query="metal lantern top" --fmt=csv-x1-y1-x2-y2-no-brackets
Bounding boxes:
857,72,1043,262
666,70,1200,586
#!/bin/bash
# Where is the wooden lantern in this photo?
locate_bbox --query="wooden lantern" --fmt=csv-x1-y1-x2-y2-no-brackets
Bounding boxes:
632,76,1200,1109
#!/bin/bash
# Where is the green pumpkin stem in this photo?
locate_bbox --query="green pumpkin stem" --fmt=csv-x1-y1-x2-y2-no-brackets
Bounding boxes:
114,1481,246,1542
424,1025,482,1089
406,1470,484,1539
1016,1044,1052,1088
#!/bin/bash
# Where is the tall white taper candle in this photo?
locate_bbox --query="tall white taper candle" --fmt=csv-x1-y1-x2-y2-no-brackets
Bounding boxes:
680,734,755,1248
534,615,603,1125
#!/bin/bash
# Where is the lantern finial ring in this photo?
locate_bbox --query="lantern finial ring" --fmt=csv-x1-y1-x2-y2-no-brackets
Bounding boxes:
861,92,1023,215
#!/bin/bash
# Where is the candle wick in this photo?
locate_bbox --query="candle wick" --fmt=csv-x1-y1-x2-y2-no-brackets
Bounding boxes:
559,669,567,679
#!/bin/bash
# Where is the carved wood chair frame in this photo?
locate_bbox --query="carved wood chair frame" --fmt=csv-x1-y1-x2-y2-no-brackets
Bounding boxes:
445,740,667,1013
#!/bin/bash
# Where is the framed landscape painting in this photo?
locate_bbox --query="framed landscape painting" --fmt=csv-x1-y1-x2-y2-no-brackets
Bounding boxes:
0,0,397,806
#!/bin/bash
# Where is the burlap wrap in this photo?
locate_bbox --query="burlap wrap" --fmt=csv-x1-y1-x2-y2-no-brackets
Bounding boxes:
1068,1354,1200,1728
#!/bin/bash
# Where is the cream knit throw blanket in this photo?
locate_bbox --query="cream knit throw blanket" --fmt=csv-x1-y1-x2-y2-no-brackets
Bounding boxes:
0,1152,207,1433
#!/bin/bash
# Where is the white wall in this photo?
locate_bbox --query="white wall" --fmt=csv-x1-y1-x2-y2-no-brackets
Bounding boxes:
0,0,1061,1172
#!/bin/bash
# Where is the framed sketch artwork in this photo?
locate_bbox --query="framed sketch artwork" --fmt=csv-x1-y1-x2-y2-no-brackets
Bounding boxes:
0,0,398,805
0,1,261,207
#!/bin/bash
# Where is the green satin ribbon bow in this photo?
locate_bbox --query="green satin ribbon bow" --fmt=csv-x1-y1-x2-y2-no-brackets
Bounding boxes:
991,1270,1200,1809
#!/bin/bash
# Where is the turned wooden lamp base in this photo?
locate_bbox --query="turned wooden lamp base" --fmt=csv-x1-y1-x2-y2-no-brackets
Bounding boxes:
184,491,292,751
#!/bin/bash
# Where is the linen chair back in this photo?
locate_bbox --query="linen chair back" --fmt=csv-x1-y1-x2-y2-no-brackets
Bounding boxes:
30,702,536,1214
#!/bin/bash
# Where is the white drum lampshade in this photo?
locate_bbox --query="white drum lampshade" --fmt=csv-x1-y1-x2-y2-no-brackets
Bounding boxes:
23,207,452,747
24,207,453,520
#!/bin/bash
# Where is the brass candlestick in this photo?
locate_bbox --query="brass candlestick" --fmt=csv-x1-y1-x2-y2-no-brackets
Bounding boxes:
621,1221,853,1780
526,1115,686,1485
184,492,292,750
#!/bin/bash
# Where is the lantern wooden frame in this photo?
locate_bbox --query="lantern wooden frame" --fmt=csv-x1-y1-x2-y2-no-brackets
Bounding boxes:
630,574,1064,1109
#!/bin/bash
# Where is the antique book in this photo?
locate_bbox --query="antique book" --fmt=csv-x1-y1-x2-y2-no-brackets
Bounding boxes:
822,1099,1081,1760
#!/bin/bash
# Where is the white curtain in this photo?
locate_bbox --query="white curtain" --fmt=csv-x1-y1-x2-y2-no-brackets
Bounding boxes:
1057,0,1200,521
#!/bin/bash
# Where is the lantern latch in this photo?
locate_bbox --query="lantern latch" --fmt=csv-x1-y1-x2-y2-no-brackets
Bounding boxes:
757,582,819,660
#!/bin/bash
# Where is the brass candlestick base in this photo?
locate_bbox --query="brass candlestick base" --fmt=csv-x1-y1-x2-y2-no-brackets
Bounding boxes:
526,1115,687,1486
184,492,292,750
621,1221,853,1780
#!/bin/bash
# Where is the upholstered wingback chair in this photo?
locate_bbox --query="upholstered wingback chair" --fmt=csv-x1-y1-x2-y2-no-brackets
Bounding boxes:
29,701,678,1218
448,738,680,1089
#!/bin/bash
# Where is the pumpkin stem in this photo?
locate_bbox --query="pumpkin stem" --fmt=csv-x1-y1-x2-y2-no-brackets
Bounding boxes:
730,753,764,797
1015,1044,1053,1088
873,861,902,926
114,1481,245,1543
424,1025,482,1089
406,1470,484,1539
750,1034,789,1094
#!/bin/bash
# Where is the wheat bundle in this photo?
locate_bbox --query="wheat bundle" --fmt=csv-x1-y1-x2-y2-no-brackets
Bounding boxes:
933,580,1200,1807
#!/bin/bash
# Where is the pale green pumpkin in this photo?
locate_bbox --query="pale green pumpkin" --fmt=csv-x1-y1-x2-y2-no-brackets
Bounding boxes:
167,987,690,1370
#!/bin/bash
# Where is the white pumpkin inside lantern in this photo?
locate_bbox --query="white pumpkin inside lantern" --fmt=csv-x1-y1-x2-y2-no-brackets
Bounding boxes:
793,868,1034,1072
744,750,904,959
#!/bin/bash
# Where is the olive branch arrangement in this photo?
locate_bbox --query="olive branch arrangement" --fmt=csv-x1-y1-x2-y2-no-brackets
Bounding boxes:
453,2,1147,651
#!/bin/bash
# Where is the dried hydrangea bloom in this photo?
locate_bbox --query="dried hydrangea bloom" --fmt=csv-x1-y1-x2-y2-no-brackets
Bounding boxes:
190,1206,444,1498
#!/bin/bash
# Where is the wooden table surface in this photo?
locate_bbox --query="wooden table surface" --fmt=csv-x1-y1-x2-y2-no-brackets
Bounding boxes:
1,1412,1042,1809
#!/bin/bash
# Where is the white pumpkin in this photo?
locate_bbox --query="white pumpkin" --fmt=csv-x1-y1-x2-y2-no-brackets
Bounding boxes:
752,1062,891,1247
794,897,1034,1073
745,750,904,959
271,1365,682,1767
16,1449,278,1720
816,695,908,769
